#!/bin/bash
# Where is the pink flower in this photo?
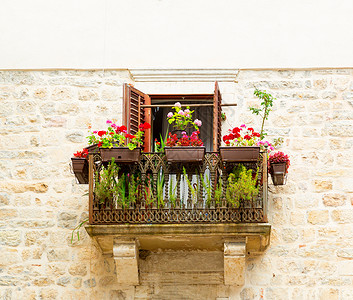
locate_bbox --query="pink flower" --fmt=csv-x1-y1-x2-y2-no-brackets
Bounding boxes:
270,146,275,151
167,112,173,118
184,109,190,113
111,124,117,128
174,102,181,108
93,131,98,134
106,120,112,124
178,110,184,116
194,119,202,127
181,131,186,135
240,124,246,128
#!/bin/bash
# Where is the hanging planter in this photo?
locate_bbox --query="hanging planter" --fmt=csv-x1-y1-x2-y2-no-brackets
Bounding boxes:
99,147,141,163
219,146,260,163
165,146,205,163
269,162,287,185
268,151,290,186
71,157,89,184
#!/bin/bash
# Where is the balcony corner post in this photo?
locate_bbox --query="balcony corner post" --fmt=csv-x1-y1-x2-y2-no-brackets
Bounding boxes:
224,239,246,286
113,238,140,286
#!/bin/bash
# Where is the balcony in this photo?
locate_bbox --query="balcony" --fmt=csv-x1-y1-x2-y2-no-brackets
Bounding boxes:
85,150,271,286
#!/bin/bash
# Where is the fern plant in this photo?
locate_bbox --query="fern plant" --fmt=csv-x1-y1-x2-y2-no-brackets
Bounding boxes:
226,165,259,208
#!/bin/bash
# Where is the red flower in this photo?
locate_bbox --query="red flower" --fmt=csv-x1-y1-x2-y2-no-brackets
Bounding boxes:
244,135,251,140
234,132,241,138
120,125,127,131
97,131,106,137
126,133,136,139
139,122,151,130
253,132,261,137
97,142,102,147
248,127,254,132
232,127,240,134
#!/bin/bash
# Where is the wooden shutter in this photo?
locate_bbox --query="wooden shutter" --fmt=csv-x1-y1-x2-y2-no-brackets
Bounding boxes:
123,84,151,152
213,81,222,151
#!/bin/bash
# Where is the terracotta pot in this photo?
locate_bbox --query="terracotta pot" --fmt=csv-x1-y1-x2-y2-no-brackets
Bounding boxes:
99,147,141,163
71,157,88,184
269,162,287,185
219,146,260,162
164,146,205,163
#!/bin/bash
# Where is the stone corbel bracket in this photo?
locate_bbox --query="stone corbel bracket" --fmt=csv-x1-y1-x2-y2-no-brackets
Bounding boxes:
86,223,271,286
113,238,139,285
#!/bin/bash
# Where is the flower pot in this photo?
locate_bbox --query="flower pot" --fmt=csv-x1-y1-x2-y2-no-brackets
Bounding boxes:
270,162,287,185
219,146,260,163
164,146,205,163
71,158,88,184
99,147,141,163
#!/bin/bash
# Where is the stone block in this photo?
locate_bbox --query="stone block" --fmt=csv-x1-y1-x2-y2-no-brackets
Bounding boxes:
0,230,21,246
307,210,329,225
313,180,332,192
319,288,338,300
68,262,87,276
331,210,353,223
78,89,99,101
322,193,346,206
57,212,78,229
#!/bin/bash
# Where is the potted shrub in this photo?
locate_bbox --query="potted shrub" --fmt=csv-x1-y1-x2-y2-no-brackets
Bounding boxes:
268,151,290,185
71,148,89,184
164,102,205,163
87,120,150,163
226,164,259,208
220,124,262,162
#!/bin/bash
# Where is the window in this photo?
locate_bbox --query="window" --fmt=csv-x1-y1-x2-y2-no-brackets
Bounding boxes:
123,82,223,152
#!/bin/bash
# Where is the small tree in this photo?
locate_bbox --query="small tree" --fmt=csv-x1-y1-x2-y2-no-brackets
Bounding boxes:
249,89,275,139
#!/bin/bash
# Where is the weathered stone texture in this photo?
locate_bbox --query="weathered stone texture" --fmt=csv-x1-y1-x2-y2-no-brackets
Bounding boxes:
0,69,352,299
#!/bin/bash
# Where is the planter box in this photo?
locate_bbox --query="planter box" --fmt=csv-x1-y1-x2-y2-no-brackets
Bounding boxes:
71,158,88,184
164,146,205,163
100,147,141,163
269,162,287,185
86,144,99,154
219,146,260,163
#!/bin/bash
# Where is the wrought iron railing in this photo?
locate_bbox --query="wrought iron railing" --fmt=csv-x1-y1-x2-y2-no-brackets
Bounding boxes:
88,151,268,224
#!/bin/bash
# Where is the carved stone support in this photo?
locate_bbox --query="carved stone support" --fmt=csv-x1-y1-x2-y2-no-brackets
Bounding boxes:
224,239,246,286
113,238,139,285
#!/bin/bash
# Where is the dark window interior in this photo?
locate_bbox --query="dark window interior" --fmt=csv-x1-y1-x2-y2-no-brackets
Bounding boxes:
149,96,214,152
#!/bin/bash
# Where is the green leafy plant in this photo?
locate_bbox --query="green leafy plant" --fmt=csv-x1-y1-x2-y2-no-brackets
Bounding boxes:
117,173,138,208
167,102,202,131
226,165,259,207
156,171,165,208
94,158,120,204
154,128,169,153
249,89,275,139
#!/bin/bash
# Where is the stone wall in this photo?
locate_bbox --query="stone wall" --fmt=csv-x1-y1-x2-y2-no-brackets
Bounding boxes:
0,69,352,299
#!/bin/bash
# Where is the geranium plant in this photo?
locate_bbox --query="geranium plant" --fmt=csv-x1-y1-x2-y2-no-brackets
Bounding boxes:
166,130,203,147
268,151,290,173
222,124,261,146
73,148,88,158
87,120,151,150
167,102,202,131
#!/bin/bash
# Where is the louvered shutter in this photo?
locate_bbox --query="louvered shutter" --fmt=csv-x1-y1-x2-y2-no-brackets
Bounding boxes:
213,81,222,151
123,84,151,152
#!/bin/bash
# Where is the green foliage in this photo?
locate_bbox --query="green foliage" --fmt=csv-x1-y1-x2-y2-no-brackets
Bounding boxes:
201,173,223,206
249,89,275,139
169,176,177,207
94,158,120,204
226,165,259,208
117,173,138,208
94,158,138,208
155,128,169,153
183,167,198,203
